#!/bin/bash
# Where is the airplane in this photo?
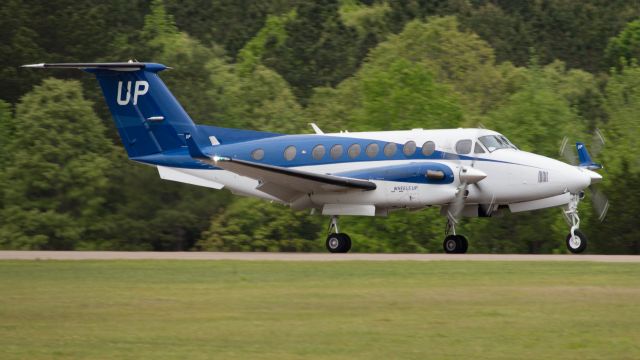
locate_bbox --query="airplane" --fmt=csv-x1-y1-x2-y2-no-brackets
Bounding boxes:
23,62,608,254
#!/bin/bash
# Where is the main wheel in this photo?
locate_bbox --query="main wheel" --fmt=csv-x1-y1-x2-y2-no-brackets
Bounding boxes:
326,233,352,253
566,229,587,254
443,235,467,254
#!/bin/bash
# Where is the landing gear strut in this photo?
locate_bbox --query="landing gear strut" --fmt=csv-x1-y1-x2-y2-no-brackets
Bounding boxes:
326,216,351,253
443,217,468,254
563,193,587,254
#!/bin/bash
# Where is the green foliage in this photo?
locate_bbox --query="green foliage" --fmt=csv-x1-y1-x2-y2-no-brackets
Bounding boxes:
354,58,463,130
206,61,306,133
262,0,360,101
164,0,297,58
237,10,296,73
606,19,640,69
198,198,323,252
0,79,114,249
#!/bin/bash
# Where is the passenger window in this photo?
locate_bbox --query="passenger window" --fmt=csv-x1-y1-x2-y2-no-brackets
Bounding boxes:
348,144,361,159
403,141,416,156
383,142,397,157
421,141,435,156
330,144,343,159
455,139,472,154
251,148,265,161
312,144,325,160
284,145,297,161
474,142,485,154
365,143,379,158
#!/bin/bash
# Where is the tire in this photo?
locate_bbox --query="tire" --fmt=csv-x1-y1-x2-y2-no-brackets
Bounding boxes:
566,229,587,254
443,235,459,254
457,235,468,254
342,233,352,253
326,233,351,253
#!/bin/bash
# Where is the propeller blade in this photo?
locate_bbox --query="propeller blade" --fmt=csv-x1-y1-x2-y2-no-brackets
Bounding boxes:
589,185,609,222
448,184,468,222
590,128,606,158
559,136,577,165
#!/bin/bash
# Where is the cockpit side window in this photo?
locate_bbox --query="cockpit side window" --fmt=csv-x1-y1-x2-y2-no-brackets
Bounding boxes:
455,139,472,154
479,135,517,152
474,142,485,154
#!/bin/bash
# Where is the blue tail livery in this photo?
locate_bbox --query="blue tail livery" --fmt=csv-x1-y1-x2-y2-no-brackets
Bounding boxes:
576,142,603,170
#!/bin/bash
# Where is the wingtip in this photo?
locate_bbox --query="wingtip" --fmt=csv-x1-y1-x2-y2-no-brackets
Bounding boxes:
22,63,45,68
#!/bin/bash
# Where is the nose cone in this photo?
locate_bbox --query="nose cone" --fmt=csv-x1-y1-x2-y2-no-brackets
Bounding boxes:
460,166,487,184
564,165,591,193
584,169,603,184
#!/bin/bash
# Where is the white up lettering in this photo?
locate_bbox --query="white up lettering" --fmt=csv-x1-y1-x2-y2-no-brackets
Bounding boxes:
116,80,149,106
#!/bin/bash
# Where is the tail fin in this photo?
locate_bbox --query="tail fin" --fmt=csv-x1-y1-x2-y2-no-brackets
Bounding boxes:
576,142,602,170
23,62,205,158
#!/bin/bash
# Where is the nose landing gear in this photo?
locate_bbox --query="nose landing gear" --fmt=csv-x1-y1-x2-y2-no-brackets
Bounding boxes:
326,216,351,253
564,194,587,254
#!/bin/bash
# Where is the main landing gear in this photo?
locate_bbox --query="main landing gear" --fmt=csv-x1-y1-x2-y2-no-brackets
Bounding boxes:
443,217,468,254
326,216,351,253
564,193,587,254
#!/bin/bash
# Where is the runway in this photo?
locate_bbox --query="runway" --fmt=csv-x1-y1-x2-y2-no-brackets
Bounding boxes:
0,251,638,262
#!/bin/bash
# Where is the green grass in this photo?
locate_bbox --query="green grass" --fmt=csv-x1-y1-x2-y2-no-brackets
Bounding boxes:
0,261,639,359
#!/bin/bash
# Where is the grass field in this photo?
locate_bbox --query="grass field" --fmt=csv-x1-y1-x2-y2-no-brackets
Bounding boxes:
1,260,639,359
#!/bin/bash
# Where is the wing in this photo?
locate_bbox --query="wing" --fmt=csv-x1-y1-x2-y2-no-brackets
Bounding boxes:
212,157,376,202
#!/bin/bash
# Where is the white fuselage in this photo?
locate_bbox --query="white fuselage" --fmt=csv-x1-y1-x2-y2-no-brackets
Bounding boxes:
157,128,599,217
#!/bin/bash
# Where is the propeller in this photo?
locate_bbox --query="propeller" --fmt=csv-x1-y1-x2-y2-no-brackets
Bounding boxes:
559,129,609,222
447,136,488,222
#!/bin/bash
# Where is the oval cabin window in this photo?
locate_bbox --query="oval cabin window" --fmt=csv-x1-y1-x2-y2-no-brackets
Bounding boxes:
366,143,379,158
251,148,265,161
422,141,435,156
384,143,397,157
284,145,297,161
403,141,416,156
348,144,361,159
330,144,343,159
312,144,325,160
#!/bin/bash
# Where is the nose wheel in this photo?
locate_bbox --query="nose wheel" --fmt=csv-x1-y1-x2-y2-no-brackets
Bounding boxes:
563,194,588,254
566,229,587,254
326,216,351,253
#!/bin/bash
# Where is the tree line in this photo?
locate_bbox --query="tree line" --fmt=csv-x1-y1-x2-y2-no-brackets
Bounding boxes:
1,0,639,253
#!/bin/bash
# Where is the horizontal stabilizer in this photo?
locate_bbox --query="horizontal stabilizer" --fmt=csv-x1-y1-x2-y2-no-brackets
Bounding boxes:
157,166,224,189
22,62,167,72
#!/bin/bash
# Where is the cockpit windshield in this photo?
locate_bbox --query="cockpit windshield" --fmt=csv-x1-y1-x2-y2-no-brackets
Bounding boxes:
478,135,518,152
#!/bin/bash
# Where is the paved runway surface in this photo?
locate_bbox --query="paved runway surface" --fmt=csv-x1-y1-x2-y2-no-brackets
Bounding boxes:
0,251,638,262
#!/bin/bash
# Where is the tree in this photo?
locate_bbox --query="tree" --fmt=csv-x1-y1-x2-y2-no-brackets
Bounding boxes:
198,198,323,252
353,58,463,130
164,0,298,58
0,100,12,216
262,0,360,101
605,19,640,69
206,61,306,133
0,79,114,249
